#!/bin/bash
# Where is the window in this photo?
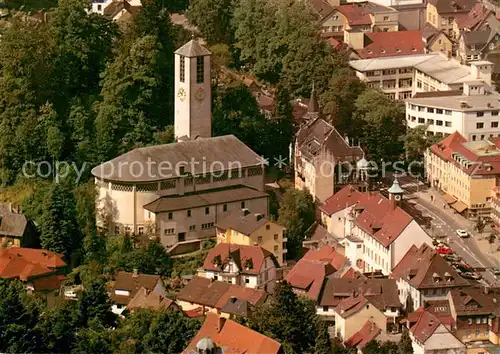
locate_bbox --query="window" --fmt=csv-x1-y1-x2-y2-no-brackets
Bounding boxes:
417,80,422,88
482,317,488,324
138,226,144,235
477,122,484,129
323,306,329,312
418,118,425,124
493,111,499,116
492,122,499,128
214,275,218,280
189,225,196,231
223,204,227,212
187,209,192,217
274,233,278,240
427,108,434,113
258,236,263,243
201,222,214,229
472,135,477,141
266,225,270,230
164,228,175,235
477,112,484,117
241,201,246,208
383,16,389,21
445,110,452,115
436,120,443,126
179,56,185,83
476,318,481,324
357,244,362,249
196,56,204,83
481,134,485,139
436,109,443,114
168,212,173,220
274,245,278,252
427,119,434,125
445,121,452,127
205,207,210,215
97,4,102,11
245,278,250,284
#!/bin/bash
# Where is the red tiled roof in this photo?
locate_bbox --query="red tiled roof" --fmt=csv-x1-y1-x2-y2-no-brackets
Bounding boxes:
302,245,347,271
356,30,425,59
409,309,442,343
203,244,273,275
184,306,204,318
31,274,66,291
430,132,500,176
183,313,281,354
285,256,336,301
341,267,366,280
336,4,372,26
336,294,371,318
320,185,363,216
0,248,66,281
345,320,381,349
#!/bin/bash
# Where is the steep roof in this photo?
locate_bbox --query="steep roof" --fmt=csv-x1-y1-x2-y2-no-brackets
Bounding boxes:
0,203,28,237
336,293,373,318
111,271,161,305
345,320,381,349
175,39,212,57
302,245,347,271
0,248,66,281
308,0,334,19
31,274,66,291
144,185,268,213
91,135,261,182
182,313,281,354
391,244,469,289
459,3,490,30
176,276,266,309
220,297,254,317
319,278,400,309
336,2,394,26
215,210,273,235
428,0,477,15
127,287,176,311
449,286,500,316
203,243,274,275
285,258,337,301
462,29,491,46
320,185,364,216
356,30,425,59
409,309,443,343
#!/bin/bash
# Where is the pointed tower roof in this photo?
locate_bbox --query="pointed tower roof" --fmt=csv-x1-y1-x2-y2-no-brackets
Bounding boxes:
388,177,405,195
308,83,319,114
175,39,212,58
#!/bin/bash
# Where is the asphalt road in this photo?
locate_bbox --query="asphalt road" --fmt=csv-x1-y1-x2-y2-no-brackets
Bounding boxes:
407,195,499,286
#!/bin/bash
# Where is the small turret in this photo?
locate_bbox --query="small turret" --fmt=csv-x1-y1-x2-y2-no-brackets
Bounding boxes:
388,176,405,208
304,83,320,122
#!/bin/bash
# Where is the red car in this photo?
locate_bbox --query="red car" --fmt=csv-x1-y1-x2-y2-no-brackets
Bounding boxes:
436,246,453,255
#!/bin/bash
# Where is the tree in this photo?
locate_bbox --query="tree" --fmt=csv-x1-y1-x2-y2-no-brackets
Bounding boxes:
398,328,413,354
268,84,295,161
363,340,398,354
278,188,315,259
37,301,78,353
403,125,441,161
315,321,332,354
248,282,318,353
187,0,234,44
76,276,116,328
73,318,112,354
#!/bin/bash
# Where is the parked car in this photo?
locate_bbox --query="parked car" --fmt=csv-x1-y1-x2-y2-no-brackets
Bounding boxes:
492,268,500,276
452,262,472,272
444,254,461,262
456,229,469,238
461,272,482,280
436,246,453,255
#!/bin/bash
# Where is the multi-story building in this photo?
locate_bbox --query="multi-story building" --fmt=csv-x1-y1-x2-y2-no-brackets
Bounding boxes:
92,39,269,253
405,81,500,139
349,52,493,100
426,0,476,39
457,27,500,66
294,91,364,202
422,26,453,56
452,3,494,42
320,180,434,275
425,132,500,218
391,244,469,311
198,243,278,293
215,210,287,266
353,30,425,59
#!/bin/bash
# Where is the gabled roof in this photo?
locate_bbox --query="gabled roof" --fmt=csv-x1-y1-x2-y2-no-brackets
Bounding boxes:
320,185,363,216
356,30,425,59
428,0,476,15
302,245,347,271
111,271,161,305
203,244,274,275
285,257,336,301
308,0,334,19
216,209,275,236
461,29,491,46
174,39,212,57
449,286,500,316
336,4,372,26
127,287,176,311
0,203,28,237
182,313,281,354
345,320,381,349
176,276,266,309
220,296,254,317
458,3,490,30
391,244,469,289
0,248,66,281
336,293,373,318
409,309,443,343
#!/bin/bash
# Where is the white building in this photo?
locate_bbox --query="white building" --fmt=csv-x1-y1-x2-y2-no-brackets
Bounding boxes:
406,83,500,140
319,179,434,275
90,0,141,16
349,53,494,100
198,243,278,293
92,39,268,253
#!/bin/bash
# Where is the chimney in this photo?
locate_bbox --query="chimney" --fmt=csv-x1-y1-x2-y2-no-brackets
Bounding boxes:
255,213,263,221
242,208,250,216
132,268,138,277
484,285,490,295
429,319,434,326
217,316,226,332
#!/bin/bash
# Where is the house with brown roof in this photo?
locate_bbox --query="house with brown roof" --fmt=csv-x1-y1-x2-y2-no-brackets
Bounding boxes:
344,320,385,352
182,312,283,354
127,287,180,313
294,91,364,203
334,293,388,342
426,0,477,38
110,270,165,316
405,308,466,354
303,222,342,250
353,30,425,59
320,181,434,275
391,243,470,311
0,203,38,248
422,24,454,56
0,247,67,294
215,209,286,266
198,243,278,293
452,3,493,40
176,276,267,318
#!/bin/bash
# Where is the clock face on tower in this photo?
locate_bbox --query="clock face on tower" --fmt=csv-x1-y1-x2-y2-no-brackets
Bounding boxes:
177,88,186,101
195,87,205,102
394,195,401,201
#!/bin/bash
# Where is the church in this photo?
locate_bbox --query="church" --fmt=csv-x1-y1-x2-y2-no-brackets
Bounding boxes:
92,39,268,254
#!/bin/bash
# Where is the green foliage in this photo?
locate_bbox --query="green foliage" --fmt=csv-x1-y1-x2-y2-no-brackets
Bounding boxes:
76,276,116,328
248,282,318,353
398,328,413,354
315,321,333,354
403,125,441,161
278,188,315,259
363,340,398,354
187,0,234,44
73,318,112,354
37,301,78,352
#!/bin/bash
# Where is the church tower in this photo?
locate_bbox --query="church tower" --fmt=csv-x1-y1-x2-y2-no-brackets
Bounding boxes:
174,39,212,140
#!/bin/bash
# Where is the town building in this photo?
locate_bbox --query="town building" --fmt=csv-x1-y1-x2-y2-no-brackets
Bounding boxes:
176,276,267,317
422,25,453,56
0,247,66,294
391,244,469,311
0,203,38,247
344,320,386,353
215,209,287,266
198,243,278,293
302,222,342,250
405,83,500,139
425,132,500,218
320,181,434,275
294,91,364,202
457,26,500,68
110,271,166,315
90,0,141,18
452,2,494,40
92,39,269,253
352,30,425,59
182,313,283,354
349,52,493,100
405,308,466,354
426,0,476,38
126,287,180,313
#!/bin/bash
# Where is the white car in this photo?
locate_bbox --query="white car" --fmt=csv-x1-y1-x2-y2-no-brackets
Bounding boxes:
456,229,469,238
